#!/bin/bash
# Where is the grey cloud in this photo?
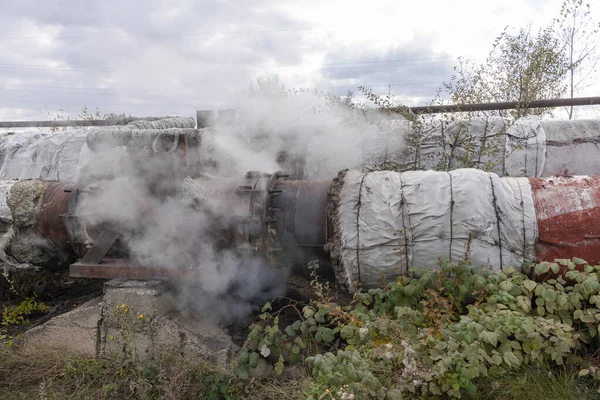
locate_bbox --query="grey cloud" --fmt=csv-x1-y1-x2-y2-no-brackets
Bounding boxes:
316,42,455,103
1,1,454,119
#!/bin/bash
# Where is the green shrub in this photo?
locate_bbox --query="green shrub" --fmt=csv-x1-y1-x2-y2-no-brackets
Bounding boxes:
238,258,600,399
2,297,49,327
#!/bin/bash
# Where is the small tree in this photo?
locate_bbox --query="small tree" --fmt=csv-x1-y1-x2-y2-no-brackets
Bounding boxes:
45,106,129,132
554,0,600,119
442,26,569,120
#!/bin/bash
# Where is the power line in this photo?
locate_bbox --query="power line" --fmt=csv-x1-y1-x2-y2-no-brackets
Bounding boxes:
3,91,443,109
327,82,442,89
313,61,453,71
0,63,110,71
320,56,453,66
2,84,183,92
3,98,186,108
0,86,441,99
2,81,443,93
0,57,454,73
2,87,139,97
321,89,440,95
0,88,434,102
0,27,320,40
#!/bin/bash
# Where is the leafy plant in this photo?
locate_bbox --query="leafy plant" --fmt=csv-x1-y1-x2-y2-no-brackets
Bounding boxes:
2,297,49,327
236,258,600,398
553,0,600,119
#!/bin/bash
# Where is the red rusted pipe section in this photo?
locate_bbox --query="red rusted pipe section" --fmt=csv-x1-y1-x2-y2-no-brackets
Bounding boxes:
530,176,600,265
35,182,75,253
21,172,600,284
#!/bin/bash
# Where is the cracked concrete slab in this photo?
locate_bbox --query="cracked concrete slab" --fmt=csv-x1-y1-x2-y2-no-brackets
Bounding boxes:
22,297,103,356
20,279,239,369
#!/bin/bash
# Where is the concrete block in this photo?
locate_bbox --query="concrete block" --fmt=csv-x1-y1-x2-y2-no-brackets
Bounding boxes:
102,327,154,361
152,314,238,369
20,297,102,356
19,278,242,369
102,279,165,329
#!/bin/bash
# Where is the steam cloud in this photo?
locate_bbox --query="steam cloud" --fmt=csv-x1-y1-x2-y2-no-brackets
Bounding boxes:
77,80,406,323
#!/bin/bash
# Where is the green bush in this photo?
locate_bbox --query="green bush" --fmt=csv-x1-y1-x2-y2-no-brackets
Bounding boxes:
238,258,600,399
2,298,49,327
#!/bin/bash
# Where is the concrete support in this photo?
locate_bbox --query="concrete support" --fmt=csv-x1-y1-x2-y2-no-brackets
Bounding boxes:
21,279,239,368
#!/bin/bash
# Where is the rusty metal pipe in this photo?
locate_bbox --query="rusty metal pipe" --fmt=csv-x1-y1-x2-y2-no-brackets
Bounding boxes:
54,169,600,289
326,170,600,289
530,176,600,264
35,181,76,254
270,180,330,247
409,96,600,114
268,180,331,272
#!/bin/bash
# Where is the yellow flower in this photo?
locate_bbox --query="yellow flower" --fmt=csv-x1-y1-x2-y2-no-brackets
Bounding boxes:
138,314,144,320
109,334,115,341
120,304,126,308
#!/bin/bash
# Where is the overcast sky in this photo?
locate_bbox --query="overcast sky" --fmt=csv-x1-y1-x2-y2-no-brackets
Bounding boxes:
1,0,597,121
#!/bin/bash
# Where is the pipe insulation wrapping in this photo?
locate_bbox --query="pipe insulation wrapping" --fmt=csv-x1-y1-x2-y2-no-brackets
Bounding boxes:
302,116,600,180
125,116,196,129
0,130,91,182
505,117,600,177
85,128,200,152
328,169,600,290
0,117,200,181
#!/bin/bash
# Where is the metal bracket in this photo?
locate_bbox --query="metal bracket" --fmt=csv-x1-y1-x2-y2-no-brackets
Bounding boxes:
80,228,121,264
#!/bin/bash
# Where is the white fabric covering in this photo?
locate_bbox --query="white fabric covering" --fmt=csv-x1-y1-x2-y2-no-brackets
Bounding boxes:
333,169,537,289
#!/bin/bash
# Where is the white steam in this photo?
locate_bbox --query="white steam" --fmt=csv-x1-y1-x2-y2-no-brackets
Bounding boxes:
76,80,406,323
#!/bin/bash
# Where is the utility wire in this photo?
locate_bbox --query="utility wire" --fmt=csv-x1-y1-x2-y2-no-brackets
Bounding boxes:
3,92,440,109
1,81,442,93
320,56,453,66
3,98,188,108
1,87,440,97
0,27,320,40
0,57,454,73
3,84,183,91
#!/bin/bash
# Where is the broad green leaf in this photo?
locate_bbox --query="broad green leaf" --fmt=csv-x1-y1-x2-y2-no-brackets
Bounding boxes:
236,365,249,380
535,262,550,276
573,257,587,265
578,369,590,377
435,341,448,350
285,325,296,337
274,355,284,375
340,325,355,340
248,352,259,369
536,306,545,316
581,314,595,323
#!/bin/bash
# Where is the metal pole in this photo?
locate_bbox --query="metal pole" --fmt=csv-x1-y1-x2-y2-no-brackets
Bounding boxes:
0,116,170,129
0,120,116,128
409,96,600,114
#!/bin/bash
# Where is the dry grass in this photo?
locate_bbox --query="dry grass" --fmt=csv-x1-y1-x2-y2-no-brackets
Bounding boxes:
0,345,227,400
0,344,311,400
2,344,599,399
473,363,600,400
242,366,311,400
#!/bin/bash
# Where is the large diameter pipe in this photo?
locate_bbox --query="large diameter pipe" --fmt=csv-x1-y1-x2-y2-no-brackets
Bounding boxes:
0,180,77,270
327,169,600,290
299,117,600,181
268,180,332,271
35,181,76,254
530,176,600,263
